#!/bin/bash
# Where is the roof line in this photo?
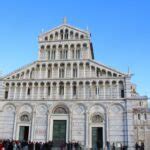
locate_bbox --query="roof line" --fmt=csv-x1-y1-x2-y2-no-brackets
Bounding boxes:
39,24,90,37
1,61,37,79
89,59,127,75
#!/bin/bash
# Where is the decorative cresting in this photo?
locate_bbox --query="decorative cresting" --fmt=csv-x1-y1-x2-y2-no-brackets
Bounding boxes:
91,113,104,123
53,105,69,114
20,113,30,122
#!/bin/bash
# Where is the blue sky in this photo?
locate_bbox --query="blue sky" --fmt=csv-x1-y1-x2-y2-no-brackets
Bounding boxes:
0,0,150,98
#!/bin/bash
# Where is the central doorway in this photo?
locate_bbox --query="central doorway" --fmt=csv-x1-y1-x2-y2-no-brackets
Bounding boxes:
19,126,29,141
53,120,66,146
92,127,103,149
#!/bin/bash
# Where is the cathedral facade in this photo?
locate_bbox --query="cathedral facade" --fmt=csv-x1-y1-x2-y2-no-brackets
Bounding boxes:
0,21,149,149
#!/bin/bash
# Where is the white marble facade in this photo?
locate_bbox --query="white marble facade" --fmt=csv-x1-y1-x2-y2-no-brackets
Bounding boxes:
0,20,149,149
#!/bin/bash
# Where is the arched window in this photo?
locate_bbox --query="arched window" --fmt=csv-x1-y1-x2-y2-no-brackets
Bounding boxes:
80,35,84,39
112,81,117,98
72,50,75,59
5,91,8,99
96,68,101,77
48,86,51,96
64,45,68,59
73,67,77,78
65,29,68,39
139,101,143,106
51,46,56,60
70,31,73,39
76,44,81,59
73,85,77,96
59,45,63,59
51,50,55,60
138,114,140,120
59,83,64,96
60,30,63,40
119,81,124,98
45,36,48,41
50,34,53,40
55,32,58,40
60,50,63,59
59,68,65,78
64,50,68,59
108,71,112,77
48,69,52,78
48,50,50,60
105,81,110,98
83,43,87,51
76,49,80,59
144,113,147,120
27,87,31,95
70,44,75,58
75,33,79,39
102,70,106,76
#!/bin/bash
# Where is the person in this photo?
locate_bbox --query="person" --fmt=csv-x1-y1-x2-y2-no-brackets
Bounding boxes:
13,141,17,150
141,142,144,150
106,141,110,150
74,142,80,150
135,142,139,150
0,140,4,150
28,141,34,150
112,143,115,150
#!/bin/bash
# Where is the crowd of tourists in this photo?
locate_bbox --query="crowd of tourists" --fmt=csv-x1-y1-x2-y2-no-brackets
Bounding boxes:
0,140,81,150
135,142,144,150
0,139,145,150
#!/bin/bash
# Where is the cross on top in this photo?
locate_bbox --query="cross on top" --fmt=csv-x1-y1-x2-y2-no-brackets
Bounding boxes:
63,17,67,24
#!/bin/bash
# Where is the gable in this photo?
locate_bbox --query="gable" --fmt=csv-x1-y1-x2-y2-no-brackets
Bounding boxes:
38,24,90,42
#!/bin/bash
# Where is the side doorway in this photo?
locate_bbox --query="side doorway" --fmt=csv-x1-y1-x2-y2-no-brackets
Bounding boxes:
19,126,29,141
92,127,103,149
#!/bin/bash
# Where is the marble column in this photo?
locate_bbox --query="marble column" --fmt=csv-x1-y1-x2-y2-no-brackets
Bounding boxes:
31,111,36,141
85,111,89,148
32,85,35,100
64,83,66,99
44,84,47,99
83,83,86,100
13,85,17,100
8,85,12,99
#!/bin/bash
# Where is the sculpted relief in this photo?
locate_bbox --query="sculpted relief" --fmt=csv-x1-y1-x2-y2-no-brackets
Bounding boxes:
73,104,85,114
36,104,48,115
4,104,15,112
91,114,103,123
20,114,30,122
54,107,68,114
110,104,123,113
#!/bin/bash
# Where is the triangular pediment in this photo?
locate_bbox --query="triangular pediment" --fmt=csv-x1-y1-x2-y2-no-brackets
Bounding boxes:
38,24,90,42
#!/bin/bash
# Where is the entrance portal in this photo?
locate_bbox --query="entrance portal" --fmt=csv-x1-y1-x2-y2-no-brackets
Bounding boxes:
92,127,103,149
19,126,29,141
53,120,66,146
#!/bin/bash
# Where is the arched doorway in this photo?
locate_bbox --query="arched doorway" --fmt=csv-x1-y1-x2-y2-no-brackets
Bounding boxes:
17,113,31,141
49,105,69,147
90,113,104,149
